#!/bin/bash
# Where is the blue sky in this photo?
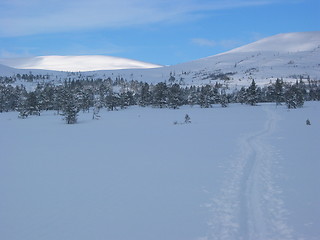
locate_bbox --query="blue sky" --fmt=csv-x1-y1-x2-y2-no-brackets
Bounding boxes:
0,0,319,65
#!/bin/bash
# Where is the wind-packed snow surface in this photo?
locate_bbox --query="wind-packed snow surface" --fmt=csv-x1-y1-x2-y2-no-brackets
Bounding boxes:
1,102,319,240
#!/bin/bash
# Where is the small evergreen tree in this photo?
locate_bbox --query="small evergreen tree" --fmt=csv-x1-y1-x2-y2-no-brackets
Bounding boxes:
199,85,212,108
219,89,228,108
285,84,304,109
153,82,168,108
237,87,247,104
92,94,103,120
139,83,151,107
168,83,183,109
61,90,79,124
185,114,191,124
246,80,258,106
17,97,28,119
187,86,198,106
306,119,311,125
274,78,284,105
105,90,119,111
26,92,40,116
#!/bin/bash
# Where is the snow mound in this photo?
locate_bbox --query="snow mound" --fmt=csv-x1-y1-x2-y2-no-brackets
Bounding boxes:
0,55,162,72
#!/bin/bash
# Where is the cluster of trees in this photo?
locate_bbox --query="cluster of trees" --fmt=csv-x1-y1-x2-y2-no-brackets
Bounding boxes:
1,78,320,124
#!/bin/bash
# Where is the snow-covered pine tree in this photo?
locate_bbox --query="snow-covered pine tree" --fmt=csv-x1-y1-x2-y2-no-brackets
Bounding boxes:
105,88,119,111
219,89,228,108
61,89,80,124
187,86,198,106
285,83,304,109
274,78,284,105
92,94,103,120
237,87,247,104
78,89,93,113
199,85,212,108
26,92,40,116
17,95,28,119
139,83,151,107
153,82,168,108
168,83,183,109
246,79,258,106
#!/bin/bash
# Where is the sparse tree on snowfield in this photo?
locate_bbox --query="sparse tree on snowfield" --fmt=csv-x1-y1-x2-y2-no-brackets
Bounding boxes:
185,114,191,124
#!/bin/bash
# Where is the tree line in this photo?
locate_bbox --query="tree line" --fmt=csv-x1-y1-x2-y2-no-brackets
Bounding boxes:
0,78,320,124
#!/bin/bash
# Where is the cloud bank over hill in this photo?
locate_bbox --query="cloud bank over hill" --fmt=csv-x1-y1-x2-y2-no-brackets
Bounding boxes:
0,55,162,72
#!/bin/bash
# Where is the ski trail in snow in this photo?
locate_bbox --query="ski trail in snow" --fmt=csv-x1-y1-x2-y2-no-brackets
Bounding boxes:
206,106,293,240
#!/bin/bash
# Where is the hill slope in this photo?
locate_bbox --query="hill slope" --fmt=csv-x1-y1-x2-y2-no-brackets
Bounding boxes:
169,31,320,85
227,32,320,53
0,32,319,87
88,31,320,86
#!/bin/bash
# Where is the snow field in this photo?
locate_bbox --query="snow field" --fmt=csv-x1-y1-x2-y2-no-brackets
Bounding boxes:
0,102,319,240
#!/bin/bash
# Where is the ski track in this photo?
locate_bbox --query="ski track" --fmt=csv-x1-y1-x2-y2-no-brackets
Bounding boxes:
206,106,294,240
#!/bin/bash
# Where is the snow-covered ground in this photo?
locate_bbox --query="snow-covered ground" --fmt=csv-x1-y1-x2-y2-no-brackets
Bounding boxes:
1,102,319,240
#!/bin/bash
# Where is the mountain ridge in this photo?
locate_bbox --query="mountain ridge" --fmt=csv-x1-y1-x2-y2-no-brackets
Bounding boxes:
0,31,319,87
225,31,320,54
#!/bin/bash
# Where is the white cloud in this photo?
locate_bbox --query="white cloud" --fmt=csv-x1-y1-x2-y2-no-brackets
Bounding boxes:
0,0,278,37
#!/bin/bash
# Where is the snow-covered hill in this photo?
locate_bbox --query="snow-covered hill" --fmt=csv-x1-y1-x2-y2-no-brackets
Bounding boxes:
227,32,320,53
0,32,319,87
71,31,320,86
0,63,22,76
167,31,320,86
0,55,162,72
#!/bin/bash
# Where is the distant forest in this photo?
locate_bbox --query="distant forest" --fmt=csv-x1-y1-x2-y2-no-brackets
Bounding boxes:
1,74,320,124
